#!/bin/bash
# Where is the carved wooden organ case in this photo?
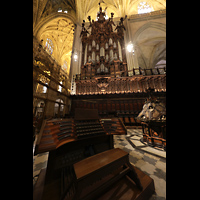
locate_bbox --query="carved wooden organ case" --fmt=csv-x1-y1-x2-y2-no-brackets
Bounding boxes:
77,6,128,94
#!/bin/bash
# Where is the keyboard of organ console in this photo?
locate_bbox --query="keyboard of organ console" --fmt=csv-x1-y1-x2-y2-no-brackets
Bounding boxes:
75,120,105,139
35,118,76,154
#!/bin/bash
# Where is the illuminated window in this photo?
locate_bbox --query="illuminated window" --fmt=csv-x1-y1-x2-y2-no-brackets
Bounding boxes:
42,82,48,93
58,81,62,92
37,75,49,93
58,8,67,13
138,2,152,14
45,38,54,54
43,86,47,93
62,60,67,72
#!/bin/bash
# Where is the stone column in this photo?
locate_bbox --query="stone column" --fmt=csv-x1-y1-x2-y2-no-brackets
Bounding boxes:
69,24,82,79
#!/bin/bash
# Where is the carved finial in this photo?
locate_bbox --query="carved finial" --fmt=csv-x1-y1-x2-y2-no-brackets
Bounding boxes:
87,16,91,22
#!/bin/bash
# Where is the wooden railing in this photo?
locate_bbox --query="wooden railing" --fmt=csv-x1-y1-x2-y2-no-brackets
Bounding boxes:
75,67,166,81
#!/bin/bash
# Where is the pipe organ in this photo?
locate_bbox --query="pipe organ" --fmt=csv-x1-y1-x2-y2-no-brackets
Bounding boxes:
75,6,166,96
79,7,128,80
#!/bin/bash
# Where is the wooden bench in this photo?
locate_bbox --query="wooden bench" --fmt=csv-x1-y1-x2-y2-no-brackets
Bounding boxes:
68,148,143,200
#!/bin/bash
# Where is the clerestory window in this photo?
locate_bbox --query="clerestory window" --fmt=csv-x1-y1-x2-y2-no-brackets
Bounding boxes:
45,38,54,54
138,2,152,14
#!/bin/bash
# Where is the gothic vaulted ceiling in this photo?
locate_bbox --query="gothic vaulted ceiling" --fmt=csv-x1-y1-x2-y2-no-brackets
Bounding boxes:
33,0,166,74
76,0,166,23
33,0,76,75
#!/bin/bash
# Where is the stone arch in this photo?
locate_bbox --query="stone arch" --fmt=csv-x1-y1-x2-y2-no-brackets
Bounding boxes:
132,22,166,69
54,98,64,117
154,59,166,68
34,100,45,117
132,22,166,44
151,46,166,68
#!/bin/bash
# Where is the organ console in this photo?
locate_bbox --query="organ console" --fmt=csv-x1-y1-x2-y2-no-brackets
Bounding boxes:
35,108,127,154
34,108,155,200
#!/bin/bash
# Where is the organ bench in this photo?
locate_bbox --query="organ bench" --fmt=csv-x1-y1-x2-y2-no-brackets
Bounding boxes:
70,148,143,200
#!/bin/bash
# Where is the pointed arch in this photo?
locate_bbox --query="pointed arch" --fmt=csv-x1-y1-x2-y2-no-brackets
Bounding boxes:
132,22,166,44
132,21,166,69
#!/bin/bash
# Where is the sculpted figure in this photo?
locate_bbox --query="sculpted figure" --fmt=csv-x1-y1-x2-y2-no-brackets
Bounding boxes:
97,7,106,22
114,15,127,37
88,19,98,36
80,22,89,39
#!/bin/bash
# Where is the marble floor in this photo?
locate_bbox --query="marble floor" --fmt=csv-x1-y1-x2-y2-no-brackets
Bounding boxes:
114,129,166,200
33,128,166,199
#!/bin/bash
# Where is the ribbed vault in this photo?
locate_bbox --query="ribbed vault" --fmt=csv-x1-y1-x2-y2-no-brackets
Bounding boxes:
33,0,166,75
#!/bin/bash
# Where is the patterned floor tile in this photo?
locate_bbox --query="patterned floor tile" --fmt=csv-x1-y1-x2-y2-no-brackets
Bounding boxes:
154,168,166,181
129,154,139,164
155,160,166,172
138,160,156,175
143,155,157,165
122,147,132,153
149,175,166,198
118,142,128,146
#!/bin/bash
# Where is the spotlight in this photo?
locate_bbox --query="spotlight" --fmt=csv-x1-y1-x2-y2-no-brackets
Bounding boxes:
74,54,78,61
127,43,133,52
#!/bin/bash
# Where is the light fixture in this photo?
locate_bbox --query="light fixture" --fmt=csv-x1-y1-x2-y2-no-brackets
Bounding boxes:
127,42,135,55
127,43,133,52
74,54,78,61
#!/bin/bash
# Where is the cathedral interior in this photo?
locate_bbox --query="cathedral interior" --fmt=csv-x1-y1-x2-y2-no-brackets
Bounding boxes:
33,1,166,199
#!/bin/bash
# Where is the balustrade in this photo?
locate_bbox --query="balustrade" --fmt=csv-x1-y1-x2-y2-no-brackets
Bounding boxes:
74,67,166,95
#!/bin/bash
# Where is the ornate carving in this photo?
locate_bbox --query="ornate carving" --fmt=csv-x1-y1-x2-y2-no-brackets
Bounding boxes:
96,78,109,92
79,4,127,77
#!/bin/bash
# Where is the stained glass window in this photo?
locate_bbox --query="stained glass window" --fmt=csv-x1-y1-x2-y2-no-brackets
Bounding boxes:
138,2,152,14
62,60,67,72
45,38,54,54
